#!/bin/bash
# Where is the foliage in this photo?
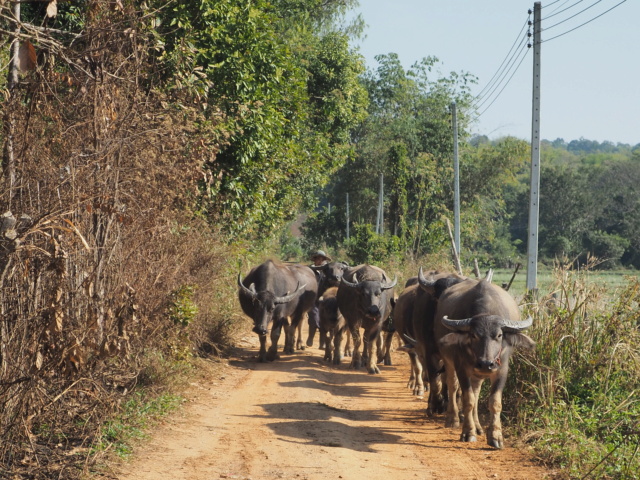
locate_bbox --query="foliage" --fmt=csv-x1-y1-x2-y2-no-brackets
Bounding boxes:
507,263,640,479
150,0,368,239
344,223,402,264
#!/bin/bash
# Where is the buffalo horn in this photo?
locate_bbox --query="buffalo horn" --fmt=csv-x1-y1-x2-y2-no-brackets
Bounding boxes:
418,266,436,288
500,315,533,332
382,275,397,290
274,282,307,304
402,333,417,347
309,264,325,272
238,274,257,299
441,315,473,331
341,274,360,288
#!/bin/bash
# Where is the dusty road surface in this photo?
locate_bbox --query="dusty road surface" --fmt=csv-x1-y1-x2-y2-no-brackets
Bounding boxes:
115,333,556,480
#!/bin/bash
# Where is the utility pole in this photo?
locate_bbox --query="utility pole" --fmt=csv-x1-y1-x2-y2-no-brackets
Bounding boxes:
346,193,350,240
451,102,461,256
526,1,542,292
376,174,384,234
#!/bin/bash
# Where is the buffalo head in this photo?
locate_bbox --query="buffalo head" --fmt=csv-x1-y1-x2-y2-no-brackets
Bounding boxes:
237,274,306,335
440,314,535,374
341,274,397,320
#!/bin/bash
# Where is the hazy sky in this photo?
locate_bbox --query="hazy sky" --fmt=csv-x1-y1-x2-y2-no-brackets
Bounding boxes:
348,0,639,145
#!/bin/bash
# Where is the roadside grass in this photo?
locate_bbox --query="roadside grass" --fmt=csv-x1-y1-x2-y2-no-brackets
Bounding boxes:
505,263,640,479
93,391,184,458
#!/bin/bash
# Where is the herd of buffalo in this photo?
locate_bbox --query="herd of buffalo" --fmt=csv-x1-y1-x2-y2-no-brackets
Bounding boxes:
238,259,535,449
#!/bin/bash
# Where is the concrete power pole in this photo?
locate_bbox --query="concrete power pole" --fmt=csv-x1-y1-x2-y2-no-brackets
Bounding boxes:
451,102,461,256
346,193,350,240
526,1,542,292
376,174,384,235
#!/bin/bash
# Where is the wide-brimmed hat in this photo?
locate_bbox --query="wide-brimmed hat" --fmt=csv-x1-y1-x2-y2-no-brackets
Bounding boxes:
311,250,332,261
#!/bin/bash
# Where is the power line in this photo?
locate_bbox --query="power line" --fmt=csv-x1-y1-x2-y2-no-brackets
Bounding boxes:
474,37,529,111
473,17,529,103
545,0,578,16
541,0,587,20
474,46,531,120
541,0,627,44
544,0,605,31
541,0,565,8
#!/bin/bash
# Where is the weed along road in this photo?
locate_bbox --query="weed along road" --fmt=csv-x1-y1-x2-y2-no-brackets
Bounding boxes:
116,334,554,480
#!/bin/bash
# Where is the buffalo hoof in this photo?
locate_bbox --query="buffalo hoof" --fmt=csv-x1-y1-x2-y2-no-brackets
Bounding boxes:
344,349,352,357
460,432,477,443
445,417,460,429
367,365,381,374
282,346,294,355
487,429,503,449
332,355,342,366
414,386,425,397
383,356,392,366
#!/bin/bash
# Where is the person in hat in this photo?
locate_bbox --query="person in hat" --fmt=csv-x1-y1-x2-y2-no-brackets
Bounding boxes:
310,250,331,266
307,250,331,348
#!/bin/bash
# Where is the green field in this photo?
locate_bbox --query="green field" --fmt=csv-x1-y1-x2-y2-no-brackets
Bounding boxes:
491,268,638,299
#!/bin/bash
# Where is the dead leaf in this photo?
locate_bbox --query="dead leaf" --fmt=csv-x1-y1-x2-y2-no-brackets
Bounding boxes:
46,0,57,18
17,41,36,72
35,351,43,370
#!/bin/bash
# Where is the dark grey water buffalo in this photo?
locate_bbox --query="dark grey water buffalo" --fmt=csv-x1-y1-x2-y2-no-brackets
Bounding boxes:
411,269,469,412
306,261,350,348
336,264,397,374
434,277,535,449
384,283,424,394
317,286,352,364
238,260,318,362
389,270,467,401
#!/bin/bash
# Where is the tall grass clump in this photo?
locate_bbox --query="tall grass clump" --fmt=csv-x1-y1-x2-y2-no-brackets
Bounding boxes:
508,260,640,479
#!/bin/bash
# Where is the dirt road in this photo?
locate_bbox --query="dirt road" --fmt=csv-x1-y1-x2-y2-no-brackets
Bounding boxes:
115,333,555,480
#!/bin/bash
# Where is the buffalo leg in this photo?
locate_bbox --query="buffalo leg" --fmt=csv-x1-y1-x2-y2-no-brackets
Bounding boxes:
349,325,363,369
267,318,285,361
458,374,479,443
409,352,425,396
295,320,305,351
257,334,269,363
471,379,484,436
443,356,460,428
324,329,334,362
486,378,506,449
364,330,381,374
380,330,394,366
343,329,352,357
332,328,343,365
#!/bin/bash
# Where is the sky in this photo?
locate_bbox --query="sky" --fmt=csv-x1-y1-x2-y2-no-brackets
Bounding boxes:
347,0,639,145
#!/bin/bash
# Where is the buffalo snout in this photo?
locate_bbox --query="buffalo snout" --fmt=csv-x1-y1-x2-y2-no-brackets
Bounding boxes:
253,325,268,336
366,305,381,317
475,359,498,372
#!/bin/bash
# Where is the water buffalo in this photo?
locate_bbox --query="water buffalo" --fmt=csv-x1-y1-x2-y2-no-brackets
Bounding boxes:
384,283,424,394
411,269,469,413
317,286,352,363
306,261,350,348
434,277,535,449
336,264,397,374
238,260,318,362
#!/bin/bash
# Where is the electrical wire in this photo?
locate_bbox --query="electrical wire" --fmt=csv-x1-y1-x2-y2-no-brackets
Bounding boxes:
545,0,576,16
541,0,565,8
474,35,530,111
544,0,604,31
473,46,531,121
541,0,627,43
541,0,586,20
473,17,529,103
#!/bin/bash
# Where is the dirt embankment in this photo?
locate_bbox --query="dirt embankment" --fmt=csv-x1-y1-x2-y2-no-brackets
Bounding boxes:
114,334,556,480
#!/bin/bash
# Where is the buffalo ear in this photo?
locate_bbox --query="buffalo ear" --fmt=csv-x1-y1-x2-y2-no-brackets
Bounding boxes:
505,332,536,350
438,332,468,349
